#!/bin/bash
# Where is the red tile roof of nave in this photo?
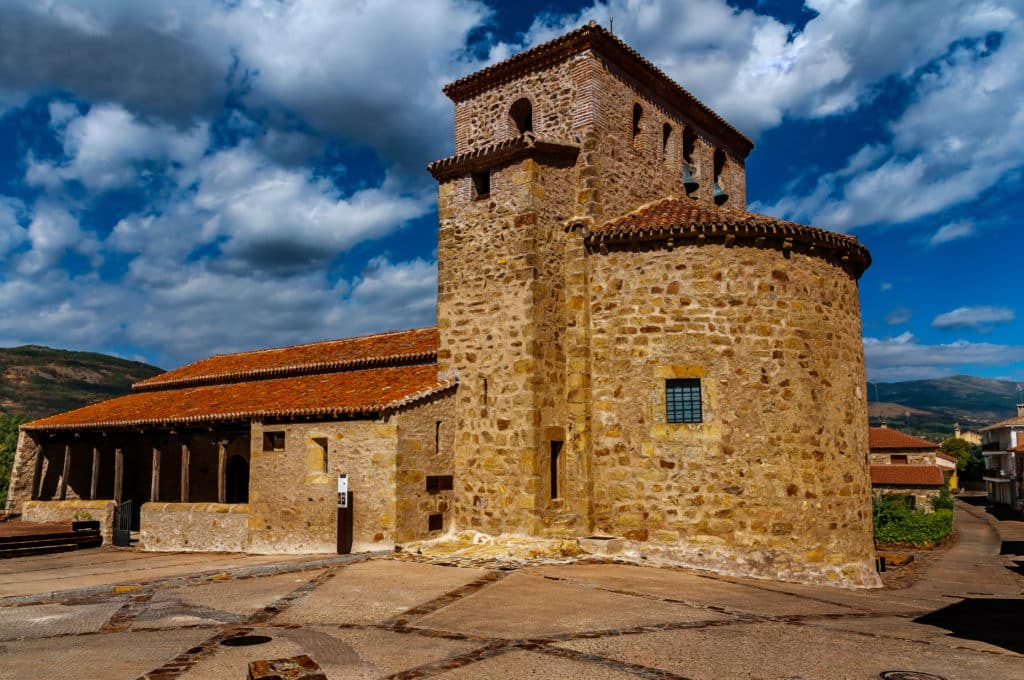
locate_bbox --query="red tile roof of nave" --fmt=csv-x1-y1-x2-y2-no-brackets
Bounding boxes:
868,427,940,451
133,327,438,391
870,465,946,487
25,364,451,431
587,197,871,278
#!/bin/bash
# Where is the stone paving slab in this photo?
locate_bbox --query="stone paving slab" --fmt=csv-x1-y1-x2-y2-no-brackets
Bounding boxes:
179,625,480,679
430,648,638,679
0,598,127,640
0,628,210,680
553,621,1024,680
275,560,488,626
530,563,859,618
414,570,727,639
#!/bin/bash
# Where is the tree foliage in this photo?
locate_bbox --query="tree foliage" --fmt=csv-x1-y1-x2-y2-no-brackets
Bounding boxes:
0,413,26,507
941,437,972,469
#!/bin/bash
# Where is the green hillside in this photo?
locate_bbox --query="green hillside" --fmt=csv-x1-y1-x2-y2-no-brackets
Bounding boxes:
0,345,162,420
868,375,1021,441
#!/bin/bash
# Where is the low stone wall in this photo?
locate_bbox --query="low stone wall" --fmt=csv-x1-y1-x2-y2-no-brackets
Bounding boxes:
21,499,117,544
140,502,249,552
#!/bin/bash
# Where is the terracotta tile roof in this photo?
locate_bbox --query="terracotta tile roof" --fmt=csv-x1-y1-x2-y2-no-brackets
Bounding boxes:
25,364,453,431
868,427,940,451
981,416,1024,431
585,197,871,278
870,465,945,487
428,132,579,181
134,327,437,392
442,22,753,157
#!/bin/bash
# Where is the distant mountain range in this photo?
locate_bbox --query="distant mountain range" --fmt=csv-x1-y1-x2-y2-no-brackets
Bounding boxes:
869,375,1022,441
0,346,162,420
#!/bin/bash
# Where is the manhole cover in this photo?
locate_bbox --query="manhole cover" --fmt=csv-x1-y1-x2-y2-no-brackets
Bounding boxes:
880,672,947,680
220,635,273,647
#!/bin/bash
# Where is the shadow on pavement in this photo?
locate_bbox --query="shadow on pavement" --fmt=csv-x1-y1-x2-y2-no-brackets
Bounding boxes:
914,598,1023,654
999,540,1024,555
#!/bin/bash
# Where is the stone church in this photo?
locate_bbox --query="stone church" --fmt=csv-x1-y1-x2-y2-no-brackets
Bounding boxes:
7,23,878,587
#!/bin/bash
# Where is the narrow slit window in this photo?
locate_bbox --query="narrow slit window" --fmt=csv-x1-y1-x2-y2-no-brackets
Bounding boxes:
550,440,563,499
632,103,643,148
472,171,490,200
482,377,488,406
666,379,702,424
662,123,672,160
435,420,441,454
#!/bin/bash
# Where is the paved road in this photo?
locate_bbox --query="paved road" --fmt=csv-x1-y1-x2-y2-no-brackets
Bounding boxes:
0,505,1020,679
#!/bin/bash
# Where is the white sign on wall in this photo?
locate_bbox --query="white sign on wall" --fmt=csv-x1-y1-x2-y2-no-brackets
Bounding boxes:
338,473,348,508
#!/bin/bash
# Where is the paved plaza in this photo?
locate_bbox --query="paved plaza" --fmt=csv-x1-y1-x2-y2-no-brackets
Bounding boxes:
0,505,1021,679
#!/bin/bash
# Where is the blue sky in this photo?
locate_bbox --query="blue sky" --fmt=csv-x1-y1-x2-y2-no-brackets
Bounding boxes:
0,0,1021,382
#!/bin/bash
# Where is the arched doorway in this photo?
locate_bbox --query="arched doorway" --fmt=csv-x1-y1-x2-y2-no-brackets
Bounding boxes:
225,455,249,504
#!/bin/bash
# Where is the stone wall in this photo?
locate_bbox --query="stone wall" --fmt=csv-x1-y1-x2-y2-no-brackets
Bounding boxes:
21,499,117,544
5,431,41,513
872,488,941,513
870,453,935,465
394,392,456,543
584,242,877,587
247,419,397,554
140,502,249,552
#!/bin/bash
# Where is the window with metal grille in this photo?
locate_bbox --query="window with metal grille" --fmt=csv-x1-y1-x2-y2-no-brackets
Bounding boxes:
666,379,702,423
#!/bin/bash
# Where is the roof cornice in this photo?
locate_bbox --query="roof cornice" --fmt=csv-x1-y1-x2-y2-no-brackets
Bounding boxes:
443,22,753,157
427,133,579,181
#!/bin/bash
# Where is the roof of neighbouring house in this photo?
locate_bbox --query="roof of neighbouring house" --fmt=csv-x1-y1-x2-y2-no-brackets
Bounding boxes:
133,327,438,392
583,197,871,278
24,364,453,431
936,452,958,466
870,465,946,487
981,416,1024,431
868,426,940,451
442,21,753,156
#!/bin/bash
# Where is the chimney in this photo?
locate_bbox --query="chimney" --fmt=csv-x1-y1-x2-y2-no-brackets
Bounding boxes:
1017,404,1024,420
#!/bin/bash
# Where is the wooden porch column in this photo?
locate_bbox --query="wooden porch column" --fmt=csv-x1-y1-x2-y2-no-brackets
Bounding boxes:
217,442,227,504
90,447,100,500
31,447,44,500
180,443,190,503
150,446,161,502
58,444,71,500
113,448,124,505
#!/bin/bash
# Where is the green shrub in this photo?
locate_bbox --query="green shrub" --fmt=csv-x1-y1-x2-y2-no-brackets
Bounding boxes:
873,495,953,546
931,486,955,511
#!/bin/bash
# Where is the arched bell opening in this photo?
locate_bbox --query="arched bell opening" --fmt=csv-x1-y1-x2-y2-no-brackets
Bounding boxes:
509,98,533,134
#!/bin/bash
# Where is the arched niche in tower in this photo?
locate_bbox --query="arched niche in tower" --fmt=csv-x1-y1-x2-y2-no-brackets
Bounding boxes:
713,148,729,206
509,98,533,134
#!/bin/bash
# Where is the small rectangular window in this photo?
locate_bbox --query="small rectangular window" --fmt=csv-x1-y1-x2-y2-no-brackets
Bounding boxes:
428,513,443,531
262,431,285,452
666,379,702,423
472,171,490,199
426,475,454,494
890,455,908,465
312,437,328,473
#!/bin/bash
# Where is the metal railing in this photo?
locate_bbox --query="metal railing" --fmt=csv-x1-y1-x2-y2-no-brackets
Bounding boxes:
113,499,132,547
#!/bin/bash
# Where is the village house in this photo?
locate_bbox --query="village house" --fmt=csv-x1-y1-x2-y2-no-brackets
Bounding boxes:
6,23,879,587
980,406,1024,516
868,425,957,499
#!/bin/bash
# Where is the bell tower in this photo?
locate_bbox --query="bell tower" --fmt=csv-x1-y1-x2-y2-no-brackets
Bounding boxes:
429,22,753,537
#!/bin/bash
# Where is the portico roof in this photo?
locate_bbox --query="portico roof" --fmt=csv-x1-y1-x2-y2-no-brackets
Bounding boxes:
24,364,453,431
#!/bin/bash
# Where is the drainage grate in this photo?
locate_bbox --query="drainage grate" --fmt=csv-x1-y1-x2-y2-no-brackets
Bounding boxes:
220,635,273,647
880,672,947,680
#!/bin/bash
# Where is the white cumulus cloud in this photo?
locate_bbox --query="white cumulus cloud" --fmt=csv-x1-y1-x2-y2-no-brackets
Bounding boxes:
932,306,1015,330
